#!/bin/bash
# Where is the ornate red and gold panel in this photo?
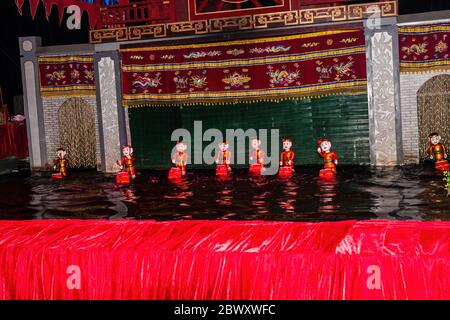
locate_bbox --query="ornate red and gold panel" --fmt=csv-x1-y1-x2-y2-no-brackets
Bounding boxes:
121,29,367,107
399,23,450,73
38,56,96,97
188,0,291,20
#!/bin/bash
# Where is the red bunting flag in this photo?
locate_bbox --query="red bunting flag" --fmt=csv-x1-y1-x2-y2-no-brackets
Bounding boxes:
15,0,25,14
14,0,101,29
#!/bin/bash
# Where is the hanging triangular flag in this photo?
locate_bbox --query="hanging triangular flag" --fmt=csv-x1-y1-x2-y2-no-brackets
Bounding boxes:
15,0,26,15
14,0,102,29
42,0,58,20
29,0,41,19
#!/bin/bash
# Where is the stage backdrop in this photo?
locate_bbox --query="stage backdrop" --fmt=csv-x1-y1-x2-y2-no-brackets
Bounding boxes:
128,94,370,168
124,28,369,168
121,29,367,107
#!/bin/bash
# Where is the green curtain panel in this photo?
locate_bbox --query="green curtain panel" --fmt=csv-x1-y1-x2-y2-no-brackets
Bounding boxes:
128,94,370,169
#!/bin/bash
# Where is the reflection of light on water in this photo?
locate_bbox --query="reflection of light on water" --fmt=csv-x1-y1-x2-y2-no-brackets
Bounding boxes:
278,180,298,213
317,178,339,213
216,188,233,206
119,188,137,202
216,175,231,182
165,179,193,208
252,191,270,214
164,191,193,200
221,213,238,219
6,166,449,221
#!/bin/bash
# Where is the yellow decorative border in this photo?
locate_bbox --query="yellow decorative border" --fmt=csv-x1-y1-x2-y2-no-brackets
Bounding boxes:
41,90,96,97
128,24,167,40
38,56,94,63
210,16,253,33
167,20,209,34
41,85,96,92
253,11,298,29
121,29,357,52
398,24,450,33
122,47,366,72
90,27,129,43
122,81,367,107
299,6,347,25
90,1,398,44
348,1,397,20
400,61,450,73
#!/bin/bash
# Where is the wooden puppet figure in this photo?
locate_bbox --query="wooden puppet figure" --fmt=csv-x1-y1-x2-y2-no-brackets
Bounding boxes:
428,132,448,162
317,139,338,173
53,148,68,177
172,141,188,176
119,145,136,180
216,141,232,172
250,138,265,166
280,138,295,170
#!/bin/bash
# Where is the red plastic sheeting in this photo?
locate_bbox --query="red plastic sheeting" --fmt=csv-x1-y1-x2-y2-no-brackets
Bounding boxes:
0,124,29,160
0,219,449,300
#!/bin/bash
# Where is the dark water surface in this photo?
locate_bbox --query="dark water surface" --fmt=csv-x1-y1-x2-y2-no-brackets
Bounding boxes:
0,166,449,221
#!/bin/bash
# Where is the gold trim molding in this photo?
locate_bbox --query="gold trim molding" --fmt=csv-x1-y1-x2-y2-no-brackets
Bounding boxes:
90,1,397,44
210,16,253,33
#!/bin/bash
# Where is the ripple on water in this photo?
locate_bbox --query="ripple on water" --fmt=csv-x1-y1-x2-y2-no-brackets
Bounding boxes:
0,166,448,221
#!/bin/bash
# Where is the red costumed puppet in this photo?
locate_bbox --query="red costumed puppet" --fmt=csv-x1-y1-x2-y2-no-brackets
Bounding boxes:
172,141,188,176
249,138,265,174
53,148,68,178
280,138,295,170
278,138,295,177
216,141,232,173
250,138,265,165
118,145,136,180
317,139,338,174
428,132,449,171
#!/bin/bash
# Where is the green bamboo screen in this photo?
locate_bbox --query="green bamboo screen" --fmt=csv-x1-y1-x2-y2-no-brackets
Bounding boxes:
128,94,370,169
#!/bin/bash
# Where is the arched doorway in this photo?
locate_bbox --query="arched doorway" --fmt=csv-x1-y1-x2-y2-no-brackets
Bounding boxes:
58,97,97,169
417,74,450,161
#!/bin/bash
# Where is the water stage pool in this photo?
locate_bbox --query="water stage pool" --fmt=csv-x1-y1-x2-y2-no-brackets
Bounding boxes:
1,165,448,221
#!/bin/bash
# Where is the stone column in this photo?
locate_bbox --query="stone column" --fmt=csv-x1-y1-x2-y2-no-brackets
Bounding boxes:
365,17,404,166
19,37,47,170
94,50,128,173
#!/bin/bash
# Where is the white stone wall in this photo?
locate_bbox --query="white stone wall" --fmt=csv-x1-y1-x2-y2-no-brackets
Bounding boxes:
42,95,101,169
399,70,450,164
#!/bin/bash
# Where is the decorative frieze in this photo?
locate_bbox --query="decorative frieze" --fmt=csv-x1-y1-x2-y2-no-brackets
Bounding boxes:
90,1,398,44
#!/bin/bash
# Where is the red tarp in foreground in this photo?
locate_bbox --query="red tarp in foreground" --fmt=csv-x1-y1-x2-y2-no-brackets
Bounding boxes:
0,219,449,300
